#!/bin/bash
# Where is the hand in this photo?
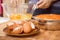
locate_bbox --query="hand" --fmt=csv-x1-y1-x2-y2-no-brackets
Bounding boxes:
36,0,54,9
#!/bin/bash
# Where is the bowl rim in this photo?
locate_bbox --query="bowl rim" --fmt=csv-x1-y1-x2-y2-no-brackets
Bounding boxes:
32,14,60,22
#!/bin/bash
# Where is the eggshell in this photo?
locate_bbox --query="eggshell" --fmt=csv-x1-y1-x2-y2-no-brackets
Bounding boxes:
11,26,23,34
13,20,26,25
7,21,17,30
19,21,26,25
30,22,35,29
23,22,32,33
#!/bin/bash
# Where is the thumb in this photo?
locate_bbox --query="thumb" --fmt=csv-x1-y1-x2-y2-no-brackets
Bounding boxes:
36,0,43,5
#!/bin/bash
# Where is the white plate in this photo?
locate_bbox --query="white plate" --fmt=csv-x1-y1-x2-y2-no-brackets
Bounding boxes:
0,17,10,23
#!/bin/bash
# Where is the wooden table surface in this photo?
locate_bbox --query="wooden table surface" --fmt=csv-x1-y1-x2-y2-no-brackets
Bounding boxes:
0,23,60,40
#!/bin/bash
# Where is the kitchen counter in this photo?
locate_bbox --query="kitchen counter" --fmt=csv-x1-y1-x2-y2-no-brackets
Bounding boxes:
0,23,60,40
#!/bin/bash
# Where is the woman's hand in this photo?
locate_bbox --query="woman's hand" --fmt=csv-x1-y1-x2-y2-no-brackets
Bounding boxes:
36,0,54,9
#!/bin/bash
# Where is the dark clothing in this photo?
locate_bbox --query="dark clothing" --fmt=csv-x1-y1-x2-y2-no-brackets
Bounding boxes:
33,1,60,16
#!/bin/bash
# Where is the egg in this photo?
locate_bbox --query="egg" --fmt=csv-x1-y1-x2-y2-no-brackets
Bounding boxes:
23,22,32,33
11,26,23,34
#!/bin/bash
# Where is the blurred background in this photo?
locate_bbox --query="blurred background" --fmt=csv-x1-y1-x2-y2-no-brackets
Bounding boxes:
3,0,29,17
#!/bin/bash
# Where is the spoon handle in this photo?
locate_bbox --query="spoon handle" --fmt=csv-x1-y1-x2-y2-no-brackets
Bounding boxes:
31,4,37,16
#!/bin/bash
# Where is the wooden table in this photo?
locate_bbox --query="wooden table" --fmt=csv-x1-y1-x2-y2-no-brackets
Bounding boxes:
0,23,60,40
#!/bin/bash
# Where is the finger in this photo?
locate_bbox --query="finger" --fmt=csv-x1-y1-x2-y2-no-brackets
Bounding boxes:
37,0,47,8
36,0,43,5
43,1,52,8
38,0,52,9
